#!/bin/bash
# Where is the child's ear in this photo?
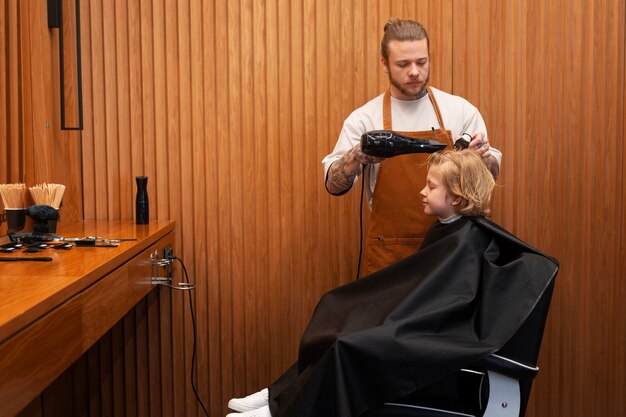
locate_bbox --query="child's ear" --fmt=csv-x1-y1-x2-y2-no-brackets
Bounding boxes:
451,196,463,206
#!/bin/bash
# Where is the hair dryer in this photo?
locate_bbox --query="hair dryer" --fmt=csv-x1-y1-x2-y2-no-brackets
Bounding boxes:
360,130,446,158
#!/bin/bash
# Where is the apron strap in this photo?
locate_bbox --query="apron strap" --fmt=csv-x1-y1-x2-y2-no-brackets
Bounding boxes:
426,86,447,131
383,90,393,130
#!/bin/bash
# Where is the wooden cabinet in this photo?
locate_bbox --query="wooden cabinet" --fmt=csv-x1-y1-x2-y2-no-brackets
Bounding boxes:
0,220,174,417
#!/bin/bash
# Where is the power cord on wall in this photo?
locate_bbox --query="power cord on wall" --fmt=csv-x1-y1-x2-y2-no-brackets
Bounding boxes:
355,163,366,280
168,255,210,417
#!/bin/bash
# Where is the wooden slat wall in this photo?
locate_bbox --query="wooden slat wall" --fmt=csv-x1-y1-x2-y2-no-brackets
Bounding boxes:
4,0,626,416
0,0,83,227
453,1,626,415
0,1,21,183
0,1,22,236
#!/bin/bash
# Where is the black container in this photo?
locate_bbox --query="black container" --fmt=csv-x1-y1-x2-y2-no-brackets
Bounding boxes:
135,176,149,224
6,209,26,233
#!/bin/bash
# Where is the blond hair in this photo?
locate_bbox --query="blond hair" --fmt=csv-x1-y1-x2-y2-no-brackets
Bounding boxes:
426,150,496,216
381,18,430,62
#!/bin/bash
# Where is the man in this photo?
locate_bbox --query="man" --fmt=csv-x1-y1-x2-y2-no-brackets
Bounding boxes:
322,18,502,276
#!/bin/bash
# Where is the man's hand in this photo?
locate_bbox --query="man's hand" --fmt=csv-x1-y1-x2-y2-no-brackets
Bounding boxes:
325,144,385,195
459,132,500,178
348,143,386,165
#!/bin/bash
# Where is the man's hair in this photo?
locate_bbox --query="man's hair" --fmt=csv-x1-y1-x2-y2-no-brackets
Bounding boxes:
380,18,430,62
426,150,496,216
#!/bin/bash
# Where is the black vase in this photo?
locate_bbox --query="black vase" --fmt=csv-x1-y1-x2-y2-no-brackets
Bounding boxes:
135,176,149,224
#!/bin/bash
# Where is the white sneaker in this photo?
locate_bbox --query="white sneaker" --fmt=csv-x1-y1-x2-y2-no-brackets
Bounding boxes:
227,388,269,412
226,405,271,417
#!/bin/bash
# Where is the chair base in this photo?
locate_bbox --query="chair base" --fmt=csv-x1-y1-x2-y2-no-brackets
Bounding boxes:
362,369,522,417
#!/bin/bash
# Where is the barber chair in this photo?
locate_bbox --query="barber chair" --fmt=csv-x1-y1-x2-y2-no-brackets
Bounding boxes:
362,279,555,417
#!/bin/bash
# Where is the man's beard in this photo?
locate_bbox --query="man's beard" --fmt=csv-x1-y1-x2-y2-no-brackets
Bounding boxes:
388,72,429,99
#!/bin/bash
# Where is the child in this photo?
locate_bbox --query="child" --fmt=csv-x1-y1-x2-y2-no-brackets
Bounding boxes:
420,149,495,222
227,150,556,417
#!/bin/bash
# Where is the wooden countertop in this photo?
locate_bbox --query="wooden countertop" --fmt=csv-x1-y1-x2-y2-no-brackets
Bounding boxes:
0,219,175,417
0,219,174,344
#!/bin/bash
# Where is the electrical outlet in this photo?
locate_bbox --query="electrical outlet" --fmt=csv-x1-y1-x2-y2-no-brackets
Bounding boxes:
163,244,174,260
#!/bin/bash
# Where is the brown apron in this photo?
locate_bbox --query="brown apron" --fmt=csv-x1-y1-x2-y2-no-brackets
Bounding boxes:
361,87,453,276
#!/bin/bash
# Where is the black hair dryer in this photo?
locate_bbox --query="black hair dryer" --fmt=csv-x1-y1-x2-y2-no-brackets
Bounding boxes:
360,130,446,158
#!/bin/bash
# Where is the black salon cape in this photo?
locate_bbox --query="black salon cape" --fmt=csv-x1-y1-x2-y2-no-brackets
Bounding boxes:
268,216,559,417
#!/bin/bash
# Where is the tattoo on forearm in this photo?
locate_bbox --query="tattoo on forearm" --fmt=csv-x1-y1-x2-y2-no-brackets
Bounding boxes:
327,158,357,193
